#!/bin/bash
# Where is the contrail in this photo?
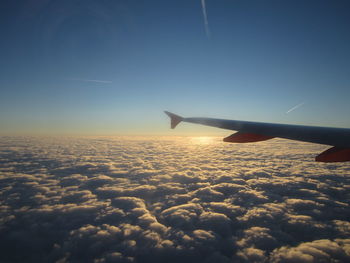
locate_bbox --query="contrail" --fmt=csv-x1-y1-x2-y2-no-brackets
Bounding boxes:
286,102,305,114
201,0,211,39
68,78,112,84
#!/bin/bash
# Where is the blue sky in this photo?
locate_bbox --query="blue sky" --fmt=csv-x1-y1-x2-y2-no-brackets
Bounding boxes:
1,0,350,135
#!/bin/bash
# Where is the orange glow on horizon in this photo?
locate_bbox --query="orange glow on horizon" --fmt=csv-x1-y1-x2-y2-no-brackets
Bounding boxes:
190,136,216,145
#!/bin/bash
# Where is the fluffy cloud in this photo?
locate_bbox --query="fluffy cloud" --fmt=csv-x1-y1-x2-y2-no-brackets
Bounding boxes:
0,136,349,262
269,239,350,262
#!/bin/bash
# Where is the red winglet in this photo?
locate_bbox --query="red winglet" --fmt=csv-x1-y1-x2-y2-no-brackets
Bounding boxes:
223,132,275,143
164,111,183,129
315,147,350,162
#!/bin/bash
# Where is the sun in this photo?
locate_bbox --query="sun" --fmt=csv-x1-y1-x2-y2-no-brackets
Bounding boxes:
191,136,215,145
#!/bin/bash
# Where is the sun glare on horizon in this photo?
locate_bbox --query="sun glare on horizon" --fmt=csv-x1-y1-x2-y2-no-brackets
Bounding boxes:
190,136,218,145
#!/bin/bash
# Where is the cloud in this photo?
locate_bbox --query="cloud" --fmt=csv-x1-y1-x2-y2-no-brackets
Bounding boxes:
286,102,305,114
237,247,267,263
236,227,278,251
270,239,350,262
199,212,232,236
0,136,349,262
68,78,113,84
201,0,211,39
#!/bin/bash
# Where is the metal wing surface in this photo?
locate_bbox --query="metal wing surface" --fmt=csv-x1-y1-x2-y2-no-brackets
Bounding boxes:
164,111,350,162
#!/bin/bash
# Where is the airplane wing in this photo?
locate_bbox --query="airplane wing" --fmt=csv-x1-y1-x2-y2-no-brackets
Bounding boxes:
164,111,350,162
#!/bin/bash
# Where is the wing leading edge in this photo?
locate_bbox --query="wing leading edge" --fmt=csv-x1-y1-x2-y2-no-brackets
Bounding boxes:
164,111,350,163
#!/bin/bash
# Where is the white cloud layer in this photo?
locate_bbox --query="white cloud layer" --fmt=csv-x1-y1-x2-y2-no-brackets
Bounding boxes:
0,136,349,262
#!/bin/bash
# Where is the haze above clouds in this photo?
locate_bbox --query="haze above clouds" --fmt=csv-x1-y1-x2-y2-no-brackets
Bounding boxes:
0,137,349,262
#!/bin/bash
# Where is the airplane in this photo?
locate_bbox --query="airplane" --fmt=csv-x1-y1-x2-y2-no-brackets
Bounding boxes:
164,111,350,162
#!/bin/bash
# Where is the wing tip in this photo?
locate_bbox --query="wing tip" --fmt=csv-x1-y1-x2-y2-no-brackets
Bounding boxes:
164,111,183,129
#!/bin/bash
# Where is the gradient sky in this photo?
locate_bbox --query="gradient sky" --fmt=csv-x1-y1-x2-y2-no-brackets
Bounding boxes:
1,0,350,135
